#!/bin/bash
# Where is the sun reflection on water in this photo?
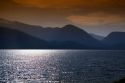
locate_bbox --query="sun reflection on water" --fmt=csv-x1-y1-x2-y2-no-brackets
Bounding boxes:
12,50,57,56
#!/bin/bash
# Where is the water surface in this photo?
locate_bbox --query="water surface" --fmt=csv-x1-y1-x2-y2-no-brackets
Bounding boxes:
0,50,125,83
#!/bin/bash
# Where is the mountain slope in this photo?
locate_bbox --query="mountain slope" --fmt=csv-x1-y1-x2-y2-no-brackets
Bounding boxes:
2,18,125,49
0,27,49,49
0,19,102,48
103,32,125,49
0,27,93,49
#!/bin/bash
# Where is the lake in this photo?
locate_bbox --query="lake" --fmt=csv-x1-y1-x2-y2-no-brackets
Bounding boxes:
0,50,125,83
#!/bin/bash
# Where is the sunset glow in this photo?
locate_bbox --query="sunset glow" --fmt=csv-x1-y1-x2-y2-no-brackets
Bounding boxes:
0,0,125,35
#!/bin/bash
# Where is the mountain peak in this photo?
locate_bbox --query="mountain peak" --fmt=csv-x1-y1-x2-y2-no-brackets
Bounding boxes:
62,24,83,31
64,24,77,28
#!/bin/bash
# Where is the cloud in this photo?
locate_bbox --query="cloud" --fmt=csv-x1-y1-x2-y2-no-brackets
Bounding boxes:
12,0,82,8
12,0,125,17
1,0,125,27
67,13,125,26
12,0,125,9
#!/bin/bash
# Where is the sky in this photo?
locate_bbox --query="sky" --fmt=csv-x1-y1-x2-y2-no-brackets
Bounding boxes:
0,0,125,36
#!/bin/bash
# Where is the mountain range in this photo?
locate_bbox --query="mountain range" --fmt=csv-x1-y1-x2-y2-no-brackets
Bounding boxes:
0,18,125,49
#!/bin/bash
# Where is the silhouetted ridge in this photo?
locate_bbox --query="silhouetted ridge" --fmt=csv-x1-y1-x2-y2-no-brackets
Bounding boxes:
2,18,125,49
0,26,100,49
104,32,125,43
103,32,125,49
106,32,125,39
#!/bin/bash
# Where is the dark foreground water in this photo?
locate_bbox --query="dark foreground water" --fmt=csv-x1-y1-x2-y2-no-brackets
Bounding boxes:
0,50,125,83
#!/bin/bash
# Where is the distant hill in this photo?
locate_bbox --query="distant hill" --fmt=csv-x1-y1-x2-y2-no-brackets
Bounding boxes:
0,19,103,49
37,24,102,48
103,32,125,49
0,27,49,49
1,18,125,49
0,26,93,49
0,19,100,45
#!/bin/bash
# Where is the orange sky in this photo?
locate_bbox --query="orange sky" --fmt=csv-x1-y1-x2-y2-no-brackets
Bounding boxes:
0,0,125,35
12,0,125,8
